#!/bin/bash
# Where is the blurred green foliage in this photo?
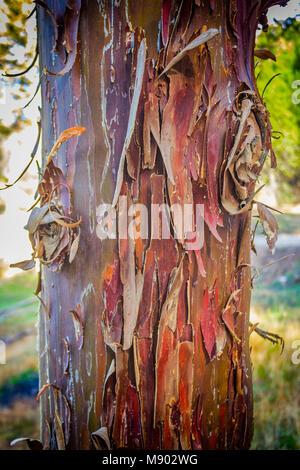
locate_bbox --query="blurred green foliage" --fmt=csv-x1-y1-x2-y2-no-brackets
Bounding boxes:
256,19,300,203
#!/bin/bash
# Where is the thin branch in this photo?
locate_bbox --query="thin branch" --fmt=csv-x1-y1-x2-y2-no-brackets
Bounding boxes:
250,322,284,353
262,73,281,98
253,200,283,215
2,45,38,77
23,77,41,109
25,6,37,20
0,121,41,190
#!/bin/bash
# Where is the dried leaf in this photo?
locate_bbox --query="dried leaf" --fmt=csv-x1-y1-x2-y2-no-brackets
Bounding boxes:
10,258,36,271
257,202,278,251
25,204,50,233
159,28,219,77
254,49,276,61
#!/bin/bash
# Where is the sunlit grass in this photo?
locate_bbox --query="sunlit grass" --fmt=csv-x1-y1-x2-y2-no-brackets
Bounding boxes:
250,305,300,449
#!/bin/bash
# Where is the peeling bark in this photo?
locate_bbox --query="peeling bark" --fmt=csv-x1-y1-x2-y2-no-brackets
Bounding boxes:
35,0,287,450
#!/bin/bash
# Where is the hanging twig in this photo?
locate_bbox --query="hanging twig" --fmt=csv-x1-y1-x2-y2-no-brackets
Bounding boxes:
25,6,37,20
249,322,284,353
2,45,39,77
262,73,281,98
23,77,41,109
251,254,295,282
27,195,41,212
0,121,41,190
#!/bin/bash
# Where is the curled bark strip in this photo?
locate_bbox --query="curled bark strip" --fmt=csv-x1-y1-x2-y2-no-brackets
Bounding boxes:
53,388,66,450
91,427,111,450
49,205,82,228
70,305,84,349
36,383,61,402
158,28,219,78
45,0,81,76
24,154,82,270
10,437,43,450
2,45,38,77
222,289,242,343
62,338,70,375
200,280,226,360
112,38,147,207
35,294,51,320
69,231,80,263
0,121,41,190
34,0,58,53
221,93,267,214
47,127,86,165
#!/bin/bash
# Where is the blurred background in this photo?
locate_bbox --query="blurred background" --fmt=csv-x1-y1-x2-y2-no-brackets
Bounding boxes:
0,0,299,450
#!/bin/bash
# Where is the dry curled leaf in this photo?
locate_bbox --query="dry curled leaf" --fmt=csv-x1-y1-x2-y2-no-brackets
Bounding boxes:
254,49,276,61
221,94,267,214
24,150,82,271
45,1,81,76
10,258,36,271
25,202,81,271
257,202,278,252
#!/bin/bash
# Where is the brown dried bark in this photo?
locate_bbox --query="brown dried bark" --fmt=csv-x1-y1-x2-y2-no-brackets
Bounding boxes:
35,0,287,450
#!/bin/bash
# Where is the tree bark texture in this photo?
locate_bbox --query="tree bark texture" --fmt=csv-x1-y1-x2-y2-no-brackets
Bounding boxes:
35,0,286,450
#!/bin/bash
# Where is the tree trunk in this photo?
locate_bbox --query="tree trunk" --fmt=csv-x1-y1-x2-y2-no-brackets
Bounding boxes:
34,0,285,450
